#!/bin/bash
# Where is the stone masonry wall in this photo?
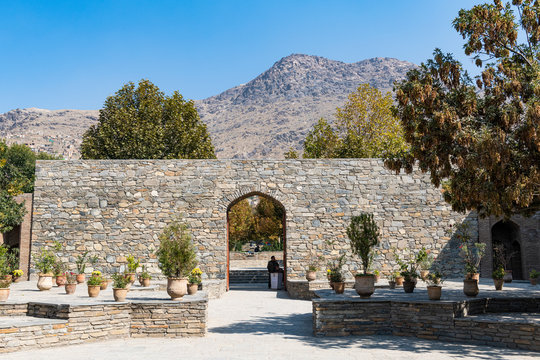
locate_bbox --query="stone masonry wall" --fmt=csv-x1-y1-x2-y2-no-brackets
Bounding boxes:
31,159,475,281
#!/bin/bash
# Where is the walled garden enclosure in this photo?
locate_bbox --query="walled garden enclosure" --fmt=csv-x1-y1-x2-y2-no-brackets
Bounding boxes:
31,159,474,294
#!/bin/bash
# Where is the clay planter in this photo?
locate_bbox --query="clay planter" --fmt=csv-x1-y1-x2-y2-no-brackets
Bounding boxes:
355,275,375,298
76,274,86,284
141,278,150,287
329,282,334,290
0,288,10,301
55,275,67,287
374,275,380,283
333,281,345,294
420,270,430,281
403,280,416,293
65,283,77,294
188,283,198,295
463,279,479,297
531,278,538,286
37,274,53,291
493,278,504,291
167,278,188,300
466,273,480,281
306,271,316,281
100,280,111,290
388,281,396,289
113,288,128,302
12,276,22,283
87,285,101,297
395,276,404,286
503,270,513,283
126,273,136,284
1,275,13,283
427,285,442,300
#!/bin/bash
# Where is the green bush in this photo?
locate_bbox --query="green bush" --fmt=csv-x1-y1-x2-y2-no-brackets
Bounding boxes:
111,273,130,289
33,249,56,275
347,213,379,275
492,267,505,280
156,219,198,278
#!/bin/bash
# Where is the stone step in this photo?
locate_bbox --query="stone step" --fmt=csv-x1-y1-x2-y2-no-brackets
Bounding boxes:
229,270,269,283
0,315,68,352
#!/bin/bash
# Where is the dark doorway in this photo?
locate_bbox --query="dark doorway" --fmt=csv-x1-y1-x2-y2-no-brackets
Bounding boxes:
491,220,523,280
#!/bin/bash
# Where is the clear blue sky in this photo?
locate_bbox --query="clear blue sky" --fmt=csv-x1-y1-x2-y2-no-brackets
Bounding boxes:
0,0,484,113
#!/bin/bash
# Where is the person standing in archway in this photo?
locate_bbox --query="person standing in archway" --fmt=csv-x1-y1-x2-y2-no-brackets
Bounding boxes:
267,256,280,288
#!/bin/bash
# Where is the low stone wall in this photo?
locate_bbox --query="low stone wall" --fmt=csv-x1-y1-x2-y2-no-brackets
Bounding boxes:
313,294,540,351
288,279,354,300
0,296,208,353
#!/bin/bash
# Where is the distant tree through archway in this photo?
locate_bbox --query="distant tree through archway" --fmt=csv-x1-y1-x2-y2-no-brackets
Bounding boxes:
491,220,523,280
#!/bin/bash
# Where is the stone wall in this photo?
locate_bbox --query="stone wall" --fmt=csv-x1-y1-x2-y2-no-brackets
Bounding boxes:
31,159,475,283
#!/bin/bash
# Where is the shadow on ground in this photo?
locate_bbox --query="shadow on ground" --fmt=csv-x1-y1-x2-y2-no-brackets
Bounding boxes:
209,311,536,359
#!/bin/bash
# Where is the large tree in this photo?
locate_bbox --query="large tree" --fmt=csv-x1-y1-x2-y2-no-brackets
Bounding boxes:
386,0,540,217
81,79,216,159
294,84,407,159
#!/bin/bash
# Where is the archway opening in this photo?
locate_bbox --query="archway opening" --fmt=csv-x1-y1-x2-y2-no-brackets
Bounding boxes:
226,192,286,290
491,220,523,279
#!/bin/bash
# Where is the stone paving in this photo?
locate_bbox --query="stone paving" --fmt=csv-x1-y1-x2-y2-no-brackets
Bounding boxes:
1,280,539,359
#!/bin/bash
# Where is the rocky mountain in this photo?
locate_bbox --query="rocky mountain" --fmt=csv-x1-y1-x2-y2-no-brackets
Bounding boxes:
0,54,415,159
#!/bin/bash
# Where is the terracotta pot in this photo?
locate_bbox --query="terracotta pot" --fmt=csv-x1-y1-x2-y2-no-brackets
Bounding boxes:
374,275,380,283
530,278,538,286
1,275,13,283
0,288,10,301
306,271,316,281
76,274,86,284
141,278,150,287
403,280,416,293
427,285,442,300
355,275,375,298
167,277,188,300
493,278,504,291
395,276,404,286
388,281,396,289
113,288,128,302
463,279,479,297
420,270,430,281
503,270,513,283
329,281,334,290
55,275,67,287
12,276,22,283
65,283,77,294
100,280,110,290
127,273,136,284
37,274,53,291
87,285,101,297
188,283,198,295
466,273,480,281
333,281,345,294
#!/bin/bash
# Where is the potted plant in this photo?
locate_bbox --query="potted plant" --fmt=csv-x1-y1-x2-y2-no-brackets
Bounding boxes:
139,266,152,287
87,275,103,297
492,266,505,290
75,251,98,284
388,272,400,289
33,249,56,290
394,248,423,293
373,270,380,283
111,273,130,301
1,247,19,283
156,218,198,300
188,267,202,295
53,261,67,286
64,272,77,294
418,248,433,281
306,258,319,282
347,213,379,298
426,271,443,300
126,255,140,284
456,222,485,297
329,268,345,294
12,269,23,282
530,269,539,286
493,244,516,283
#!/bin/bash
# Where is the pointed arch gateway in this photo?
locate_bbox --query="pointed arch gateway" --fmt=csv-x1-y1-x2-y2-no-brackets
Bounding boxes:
491,220,523,279
226,191,287,290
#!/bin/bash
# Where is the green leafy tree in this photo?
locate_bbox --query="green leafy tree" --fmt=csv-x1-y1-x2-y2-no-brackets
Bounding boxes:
156,219,198,278
347,214,380,275
228,199,255,251
386,1,540,217
81,79,216,159
303,118,341,158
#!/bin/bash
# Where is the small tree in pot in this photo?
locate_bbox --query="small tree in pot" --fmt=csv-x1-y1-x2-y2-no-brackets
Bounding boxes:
156,218,198,300
0,246,12,301
347,213,379,298
111,273,130,302
33,249,56,291
492,266,505,290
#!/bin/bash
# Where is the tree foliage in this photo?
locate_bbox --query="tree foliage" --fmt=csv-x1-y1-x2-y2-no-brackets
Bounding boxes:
228,199,255,251
299,84,407,159
386,0,540,217
156,219,198,278
81,79,216,160
347,213,380,275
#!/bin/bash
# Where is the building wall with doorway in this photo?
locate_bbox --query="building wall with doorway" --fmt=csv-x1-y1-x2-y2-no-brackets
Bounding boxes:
479,213,540,280
31,159,474,284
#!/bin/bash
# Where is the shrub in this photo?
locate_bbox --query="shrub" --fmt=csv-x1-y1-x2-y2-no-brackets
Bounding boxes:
111,273,130,289
87,276,103,286
492,267,505,280
126,255,140,273
347,213,379,275
156,219,198,278
33,249,56,275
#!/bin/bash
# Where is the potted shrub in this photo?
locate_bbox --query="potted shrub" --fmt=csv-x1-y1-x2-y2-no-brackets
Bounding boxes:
388,272,400,289
418,248,433,281
87,275,103,297
455,222,484,297
329,268,345,294
126,255,140,284
139,266,152,287
188,267,202,295
530,269,539,286
0,279,9,301
347,213,379,298
426,271,443,300
306,257,321,281
64,272,77,294
492,266,505,290
12,269,23,283
75,251,98,284
33,249,56,290
394,248,424,293
156,219,198,301
373,270,380,283
53,261,67,286
493,244,515,283
111,273,130,301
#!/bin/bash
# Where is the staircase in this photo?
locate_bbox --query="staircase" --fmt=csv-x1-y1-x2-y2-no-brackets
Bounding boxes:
229,269,268,284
